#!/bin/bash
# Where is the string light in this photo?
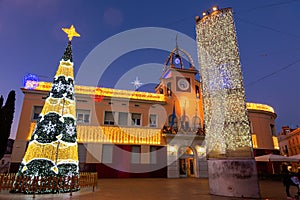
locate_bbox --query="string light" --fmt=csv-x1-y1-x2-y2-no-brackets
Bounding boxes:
29,81,165,102
28,122,162,145
246,103,274,113
196,7,253,157
12,26,80,194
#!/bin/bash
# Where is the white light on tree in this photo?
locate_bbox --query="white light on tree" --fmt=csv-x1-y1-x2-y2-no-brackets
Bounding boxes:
11,25,80,194
196,7,253,158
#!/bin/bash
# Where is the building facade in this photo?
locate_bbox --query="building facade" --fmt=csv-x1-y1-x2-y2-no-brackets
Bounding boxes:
278,126,300,157
247,103,279,154
247,103,280,175
10,44,278,179
11,46,209,178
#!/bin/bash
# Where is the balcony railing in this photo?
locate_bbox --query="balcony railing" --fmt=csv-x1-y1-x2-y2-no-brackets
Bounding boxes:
161,125,205,136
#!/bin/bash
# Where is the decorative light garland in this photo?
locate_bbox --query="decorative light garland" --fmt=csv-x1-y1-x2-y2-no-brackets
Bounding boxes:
246,103,275,114
272,136,279,150
28,122,163,145
28,81,165,102
251,135,258,148
12,25,80,194
196,7,253,157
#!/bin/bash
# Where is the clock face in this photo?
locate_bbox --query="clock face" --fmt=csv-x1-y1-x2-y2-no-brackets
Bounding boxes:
177,78,190,91
174,57,180,64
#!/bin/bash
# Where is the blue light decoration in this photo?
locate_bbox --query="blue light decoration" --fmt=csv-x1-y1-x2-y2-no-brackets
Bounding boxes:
23,74,39,90
170,103,176,127
174,57,181,64
196,7,253,156
162,70,171,79
219,63,232,89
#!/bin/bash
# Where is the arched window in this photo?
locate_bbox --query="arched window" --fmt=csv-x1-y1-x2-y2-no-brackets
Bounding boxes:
180,115,190,131
159,88,163,94
192,116,201,131
195,85,200,98
167,82,172,96
168,114,178,127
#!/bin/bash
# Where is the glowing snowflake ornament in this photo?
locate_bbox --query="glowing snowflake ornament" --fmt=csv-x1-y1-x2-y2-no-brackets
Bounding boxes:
131,77,143,90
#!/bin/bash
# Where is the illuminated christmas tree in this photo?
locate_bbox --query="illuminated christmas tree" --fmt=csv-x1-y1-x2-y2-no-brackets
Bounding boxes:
11,25,80,194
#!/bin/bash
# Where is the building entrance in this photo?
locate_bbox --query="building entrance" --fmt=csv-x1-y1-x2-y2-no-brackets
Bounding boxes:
179,147,195,177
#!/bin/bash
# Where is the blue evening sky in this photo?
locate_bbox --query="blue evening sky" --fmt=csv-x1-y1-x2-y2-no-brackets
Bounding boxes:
0,0,299,138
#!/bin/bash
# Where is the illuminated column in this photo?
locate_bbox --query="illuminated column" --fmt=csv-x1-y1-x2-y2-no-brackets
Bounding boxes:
196,7,260,198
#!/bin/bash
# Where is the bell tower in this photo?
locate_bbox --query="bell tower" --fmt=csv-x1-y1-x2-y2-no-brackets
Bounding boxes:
156,42,204,133
156,41,207,178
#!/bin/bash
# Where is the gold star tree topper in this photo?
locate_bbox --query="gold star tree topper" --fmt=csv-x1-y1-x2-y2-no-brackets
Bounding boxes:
62,25,80,41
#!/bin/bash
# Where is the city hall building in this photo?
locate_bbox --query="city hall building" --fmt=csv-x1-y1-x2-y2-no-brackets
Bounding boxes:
10,44,278,178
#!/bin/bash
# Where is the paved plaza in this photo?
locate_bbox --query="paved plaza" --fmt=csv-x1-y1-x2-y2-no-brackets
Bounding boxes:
0,178,296,200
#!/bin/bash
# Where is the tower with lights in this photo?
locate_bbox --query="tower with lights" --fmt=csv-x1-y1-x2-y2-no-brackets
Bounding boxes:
156,41,206,178
196,7,260,198
11,25,81,194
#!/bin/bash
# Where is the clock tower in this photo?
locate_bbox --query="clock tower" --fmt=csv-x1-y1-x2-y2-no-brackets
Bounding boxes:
156,44,207,178
156,45,204,132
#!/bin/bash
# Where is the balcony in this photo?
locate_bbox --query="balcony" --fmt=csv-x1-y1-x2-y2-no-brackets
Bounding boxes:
161,125,205,136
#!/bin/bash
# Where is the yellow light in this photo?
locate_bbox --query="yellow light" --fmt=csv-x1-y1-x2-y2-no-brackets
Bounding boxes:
30,81,165,102
195,146,206,157
28,123,163,145
212,6,218,11
196,7,253,157
22,140,78,165
55,61,74,78
272,136,279,150
252,134,258,148
202,12,207,16
62,25,80,41
199,146,206,154
246,103,275,114
27,123,37,140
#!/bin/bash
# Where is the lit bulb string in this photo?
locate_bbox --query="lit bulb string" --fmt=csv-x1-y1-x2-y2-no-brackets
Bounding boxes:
55,96,64,167
174,1,297,19
162,6,300,82
245,58,300,87
160,4,300,87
